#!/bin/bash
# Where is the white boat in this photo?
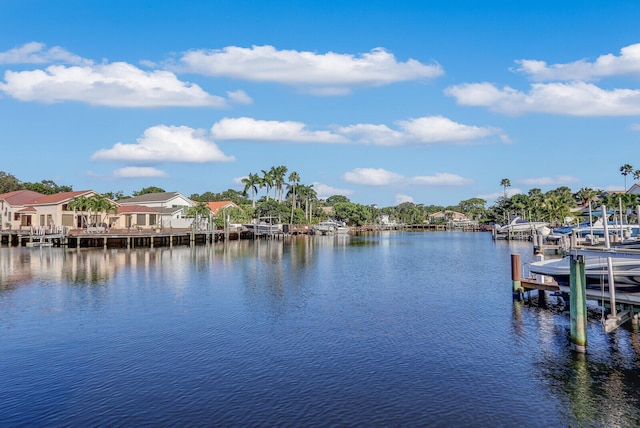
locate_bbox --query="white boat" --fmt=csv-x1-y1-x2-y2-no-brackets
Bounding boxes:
244,217,283,234
497,216,549,234
529,256,640,289
548,213,640,242
313,219,350,235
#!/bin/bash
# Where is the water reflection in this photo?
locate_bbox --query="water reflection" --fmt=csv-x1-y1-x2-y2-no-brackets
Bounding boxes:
2,234,640,426
512,299,640,426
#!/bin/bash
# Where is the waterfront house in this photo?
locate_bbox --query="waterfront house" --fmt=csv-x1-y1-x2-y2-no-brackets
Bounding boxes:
429,210,468,224
115,205,162,230
117,192,195,229
627,183,640,195
0,190,45,229
23,190,106,229
204,201,238,217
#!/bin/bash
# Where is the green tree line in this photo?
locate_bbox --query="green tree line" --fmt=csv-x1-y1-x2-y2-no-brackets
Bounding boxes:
3,168,639,227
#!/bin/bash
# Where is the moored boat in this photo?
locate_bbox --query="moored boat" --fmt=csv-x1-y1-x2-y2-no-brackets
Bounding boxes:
529,255,640,290
497,216,549,234
244,217,283,234
313,219,350,235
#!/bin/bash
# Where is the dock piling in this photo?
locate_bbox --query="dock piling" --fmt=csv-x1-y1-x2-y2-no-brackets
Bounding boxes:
511,254,523,295
569,255,587,353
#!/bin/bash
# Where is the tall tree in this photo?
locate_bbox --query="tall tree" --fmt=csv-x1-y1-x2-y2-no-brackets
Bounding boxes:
22,180,72,195
272,165,288,202
241,173,261,208
527,188,545,221
500,178,511,199
67,194,117,228
133,186,165,196
458,198,486,221
297,184,317,222
185,202,212,230
620,164,634,191
287,171,300,224
260,169,274,201
67,195,91,228
575,187,599,207
0,171,21,194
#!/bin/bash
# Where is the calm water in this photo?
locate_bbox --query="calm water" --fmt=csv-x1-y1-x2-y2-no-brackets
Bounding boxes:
1,232,640,427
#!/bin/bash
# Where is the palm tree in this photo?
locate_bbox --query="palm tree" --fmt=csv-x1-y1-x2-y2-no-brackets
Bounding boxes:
620,164,634,191
500,178,511,199
297,184,317,222
527,188,544,221
186,202,211,230
261,169,275,201
67,195,91,228
288,171,300,224
91,194,117,226
67,194,116,228
575,187,599,209
543,192,572,227
272,165,288,202
241,172,260,208
634,169,640,184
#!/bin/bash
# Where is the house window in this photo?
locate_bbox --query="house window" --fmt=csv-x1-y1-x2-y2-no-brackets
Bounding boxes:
61,214,74,227
40,215,45,226
47,215,53,226
149,214,157,226
137,214,146,226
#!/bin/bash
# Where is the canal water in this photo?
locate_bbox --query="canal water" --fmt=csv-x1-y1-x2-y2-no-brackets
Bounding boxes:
1,232,640,427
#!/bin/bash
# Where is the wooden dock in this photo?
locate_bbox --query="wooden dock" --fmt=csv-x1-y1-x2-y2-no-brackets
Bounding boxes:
0,227,281,249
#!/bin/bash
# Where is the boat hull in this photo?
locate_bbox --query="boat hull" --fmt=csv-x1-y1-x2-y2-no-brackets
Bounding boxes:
529,256,640,291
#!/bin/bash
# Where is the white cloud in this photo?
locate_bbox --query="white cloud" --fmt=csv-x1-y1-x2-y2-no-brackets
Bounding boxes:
113,166,169,178
396,116,503,144
311,182,354,199
395,194,414,204
336,123,404,146
226,89,253,105
91,125,235,163
445,81,640,116
410,173,474,186
514,43,640,81
212,115,506,146
177,45,443,94
343,168,405,186
338,116,507,145
517,176,580,186
0,42,91,65
211,117,349,143
0,62,226,107
342,168,473,188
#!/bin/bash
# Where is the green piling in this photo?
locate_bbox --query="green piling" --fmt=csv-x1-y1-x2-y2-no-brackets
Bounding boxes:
570,255,587,353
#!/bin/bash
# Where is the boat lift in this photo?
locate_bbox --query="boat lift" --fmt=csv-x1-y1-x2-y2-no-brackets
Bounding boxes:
512,204,640,353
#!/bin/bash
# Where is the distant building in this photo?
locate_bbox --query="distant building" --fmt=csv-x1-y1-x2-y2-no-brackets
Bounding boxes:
628,183,640,194
0,190,45,229
204,201,238,217
429,210,467,223
118,192,195,229
428,210,476,227
1,190,105,230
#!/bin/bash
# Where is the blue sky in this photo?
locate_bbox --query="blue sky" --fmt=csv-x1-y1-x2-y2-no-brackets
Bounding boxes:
1,0,640,206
